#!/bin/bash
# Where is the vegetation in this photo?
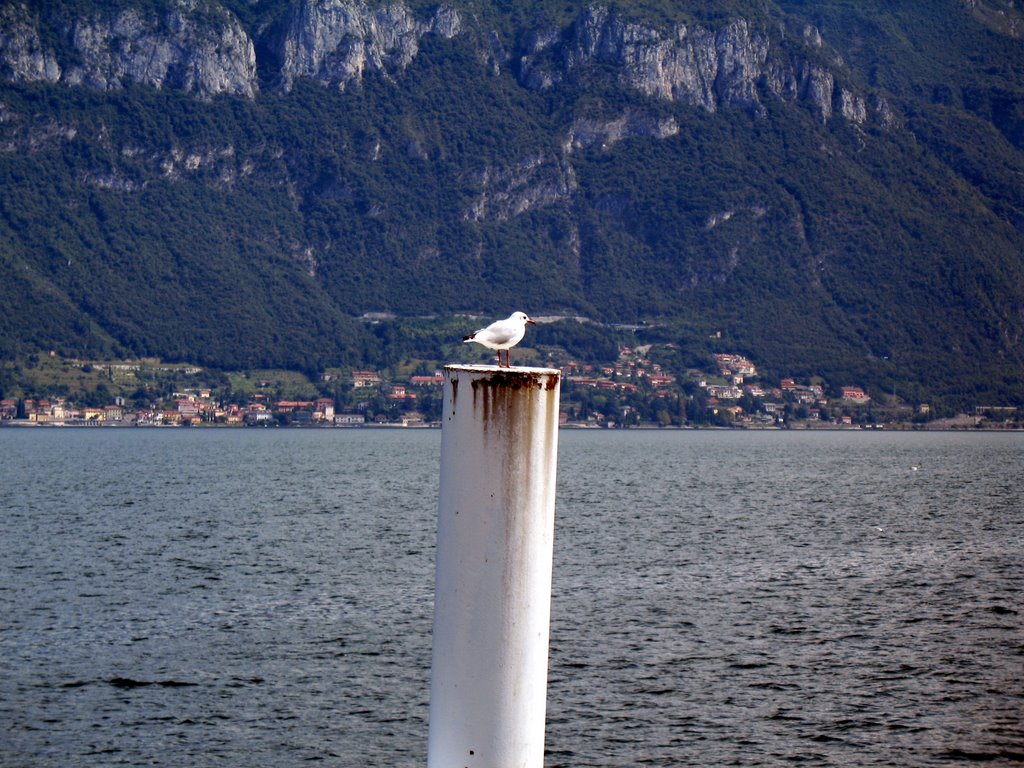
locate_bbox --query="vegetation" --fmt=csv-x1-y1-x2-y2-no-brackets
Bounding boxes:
1,0,1023,410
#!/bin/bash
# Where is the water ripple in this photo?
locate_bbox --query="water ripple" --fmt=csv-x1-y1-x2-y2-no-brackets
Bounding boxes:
1,429,1021,767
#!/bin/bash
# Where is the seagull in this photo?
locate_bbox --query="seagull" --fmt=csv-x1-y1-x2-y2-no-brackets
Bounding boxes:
463,311,535,368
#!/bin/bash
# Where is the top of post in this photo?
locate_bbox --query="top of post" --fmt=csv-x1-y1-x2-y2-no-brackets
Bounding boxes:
445,364,560,376
443,365,561,395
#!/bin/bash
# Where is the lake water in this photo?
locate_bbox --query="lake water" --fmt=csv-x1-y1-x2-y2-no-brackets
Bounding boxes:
1,428,1021,767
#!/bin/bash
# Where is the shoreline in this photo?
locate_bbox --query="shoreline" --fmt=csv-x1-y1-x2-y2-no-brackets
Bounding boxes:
2,420,1021,432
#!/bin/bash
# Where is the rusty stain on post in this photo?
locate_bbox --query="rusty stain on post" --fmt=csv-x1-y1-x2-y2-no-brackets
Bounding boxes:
428,364,561,768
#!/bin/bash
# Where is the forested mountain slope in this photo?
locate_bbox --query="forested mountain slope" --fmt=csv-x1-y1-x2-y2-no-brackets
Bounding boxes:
1,0,1022,404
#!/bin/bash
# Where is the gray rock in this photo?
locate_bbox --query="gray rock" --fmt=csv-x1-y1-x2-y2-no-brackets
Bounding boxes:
518,4,876,124
0,4,61,83
565,110,679,152
0,1,257,98
465,153,577,222
278,0,460,90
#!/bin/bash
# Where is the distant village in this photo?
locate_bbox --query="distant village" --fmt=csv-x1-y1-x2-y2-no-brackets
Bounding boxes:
557,349,882,428
4,344,999,430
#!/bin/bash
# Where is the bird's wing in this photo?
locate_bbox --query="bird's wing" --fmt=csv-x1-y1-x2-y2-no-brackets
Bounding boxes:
482,321,519,345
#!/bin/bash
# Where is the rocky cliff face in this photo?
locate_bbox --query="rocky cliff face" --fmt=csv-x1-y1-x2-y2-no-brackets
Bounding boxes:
962,0,1024,38
0,0,882,124
564,109,680,153
279,0,460,90
0,4,61,83
517,6,880,125
0,0,894,228
0,0,461,96
465,152,578,222
0,1,257,98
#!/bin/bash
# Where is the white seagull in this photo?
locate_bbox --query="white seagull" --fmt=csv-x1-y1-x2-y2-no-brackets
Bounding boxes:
463,311,535,368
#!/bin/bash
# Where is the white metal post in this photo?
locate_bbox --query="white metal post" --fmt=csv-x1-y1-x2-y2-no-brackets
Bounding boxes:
428,364,561,768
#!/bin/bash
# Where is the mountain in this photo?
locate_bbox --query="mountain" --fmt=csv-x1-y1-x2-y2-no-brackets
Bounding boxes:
1,0,1022,407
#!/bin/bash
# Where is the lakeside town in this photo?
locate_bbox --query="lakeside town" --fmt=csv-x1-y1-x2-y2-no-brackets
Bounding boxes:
3,345,1019,430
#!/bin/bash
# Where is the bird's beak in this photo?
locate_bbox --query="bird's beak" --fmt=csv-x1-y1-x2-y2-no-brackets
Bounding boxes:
526,319,535,325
